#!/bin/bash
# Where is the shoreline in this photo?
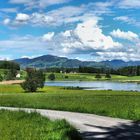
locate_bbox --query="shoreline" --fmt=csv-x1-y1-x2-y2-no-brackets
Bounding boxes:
0,79,140,85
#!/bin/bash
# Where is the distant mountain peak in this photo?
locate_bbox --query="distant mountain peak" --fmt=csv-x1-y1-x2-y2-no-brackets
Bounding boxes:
13,55,140,69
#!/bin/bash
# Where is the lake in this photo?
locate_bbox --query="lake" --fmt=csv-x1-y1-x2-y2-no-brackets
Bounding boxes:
45,81,140,91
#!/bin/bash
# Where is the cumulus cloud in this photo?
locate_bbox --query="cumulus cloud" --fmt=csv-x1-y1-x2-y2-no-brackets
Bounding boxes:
74,19,122,50
3,6,86,27
39,19,122,54
110,29,139,41
1,0,139,61
15,13,30,21
38,19,140,61
3,2,113,27
61,30,72,37
0,18,123,60
3,13,30,27
42,32,55,41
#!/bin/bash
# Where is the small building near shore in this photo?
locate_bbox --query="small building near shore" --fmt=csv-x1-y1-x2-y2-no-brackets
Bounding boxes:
16,73,21,78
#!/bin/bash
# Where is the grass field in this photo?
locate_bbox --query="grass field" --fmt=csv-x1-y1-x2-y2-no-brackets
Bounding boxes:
1,68,140,82
0,85,140,120
0,110,81,140
45,73,140,82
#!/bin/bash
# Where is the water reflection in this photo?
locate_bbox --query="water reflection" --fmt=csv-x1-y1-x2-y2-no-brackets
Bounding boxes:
45,81,140,91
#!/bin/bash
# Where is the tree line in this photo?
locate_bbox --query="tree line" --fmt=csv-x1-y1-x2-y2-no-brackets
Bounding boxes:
45,66,140,76
0,61,20,70
117,66,140,76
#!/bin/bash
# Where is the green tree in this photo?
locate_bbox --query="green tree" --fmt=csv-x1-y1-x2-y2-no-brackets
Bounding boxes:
21,69,45,92
0,61,20,70
105,73,111,79
5,69,17,80
65,75,69,79
95,73,102,80
0,74,3,81
48,73,55,81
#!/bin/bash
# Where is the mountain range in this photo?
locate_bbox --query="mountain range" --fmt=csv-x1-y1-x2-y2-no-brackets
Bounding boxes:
13,55,140,69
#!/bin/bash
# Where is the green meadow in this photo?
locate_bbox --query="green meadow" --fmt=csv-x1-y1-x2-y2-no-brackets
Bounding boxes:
0,110,81,140
45,73,140,82
0,85,140,120
1,68,140,82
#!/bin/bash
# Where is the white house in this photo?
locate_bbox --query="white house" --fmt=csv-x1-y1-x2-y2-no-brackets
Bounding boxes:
16,73,21,78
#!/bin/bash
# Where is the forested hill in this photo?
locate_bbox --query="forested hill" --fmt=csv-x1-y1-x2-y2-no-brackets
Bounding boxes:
13,55,140,69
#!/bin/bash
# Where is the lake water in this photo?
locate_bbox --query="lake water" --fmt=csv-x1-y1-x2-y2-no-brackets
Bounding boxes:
45,81,140,91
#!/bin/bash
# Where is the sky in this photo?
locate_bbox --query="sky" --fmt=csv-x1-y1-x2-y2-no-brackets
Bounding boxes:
0,0,140,61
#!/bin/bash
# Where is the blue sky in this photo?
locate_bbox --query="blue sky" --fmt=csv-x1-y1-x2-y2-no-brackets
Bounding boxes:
0,0,140,61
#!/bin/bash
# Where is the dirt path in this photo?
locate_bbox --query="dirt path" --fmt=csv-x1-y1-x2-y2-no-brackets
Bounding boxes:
0,107,139,139
0,80,24,85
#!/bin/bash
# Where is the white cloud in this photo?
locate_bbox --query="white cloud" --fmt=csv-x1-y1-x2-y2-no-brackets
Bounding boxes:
9,0,71,9
114,16,130,22
38,0,71,8
4,13,30,27
118,0,140,9
0,18,123,59
9,0,29,4
21,55,42,59
0,36,49,57
96,51,140,61
0,8,18,13
62,30,72,37
42,32,55,41
30,13,54,26
114,16,140,27
3,18,11,25
47,19,122,54
4,2,113,27
15,13,30,21
110,29,139,41
0,56,11,60
74,19,122,50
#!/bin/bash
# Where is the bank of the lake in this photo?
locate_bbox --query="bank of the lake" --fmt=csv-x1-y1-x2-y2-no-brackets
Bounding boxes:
45,73,140,82
0,85,140,120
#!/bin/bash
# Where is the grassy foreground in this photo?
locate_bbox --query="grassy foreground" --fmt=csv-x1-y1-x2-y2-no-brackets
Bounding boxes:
0,85,140,120
0,110,81,140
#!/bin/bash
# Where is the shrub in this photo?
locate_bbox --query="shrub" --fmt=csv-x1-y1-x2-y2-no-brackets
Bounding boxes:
4,69,17,80
0,74,3,81
63,86,83,90
21,69,45,92
65,75,69,79
105,73,111,79
48,73,55,81
95,73,102,80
